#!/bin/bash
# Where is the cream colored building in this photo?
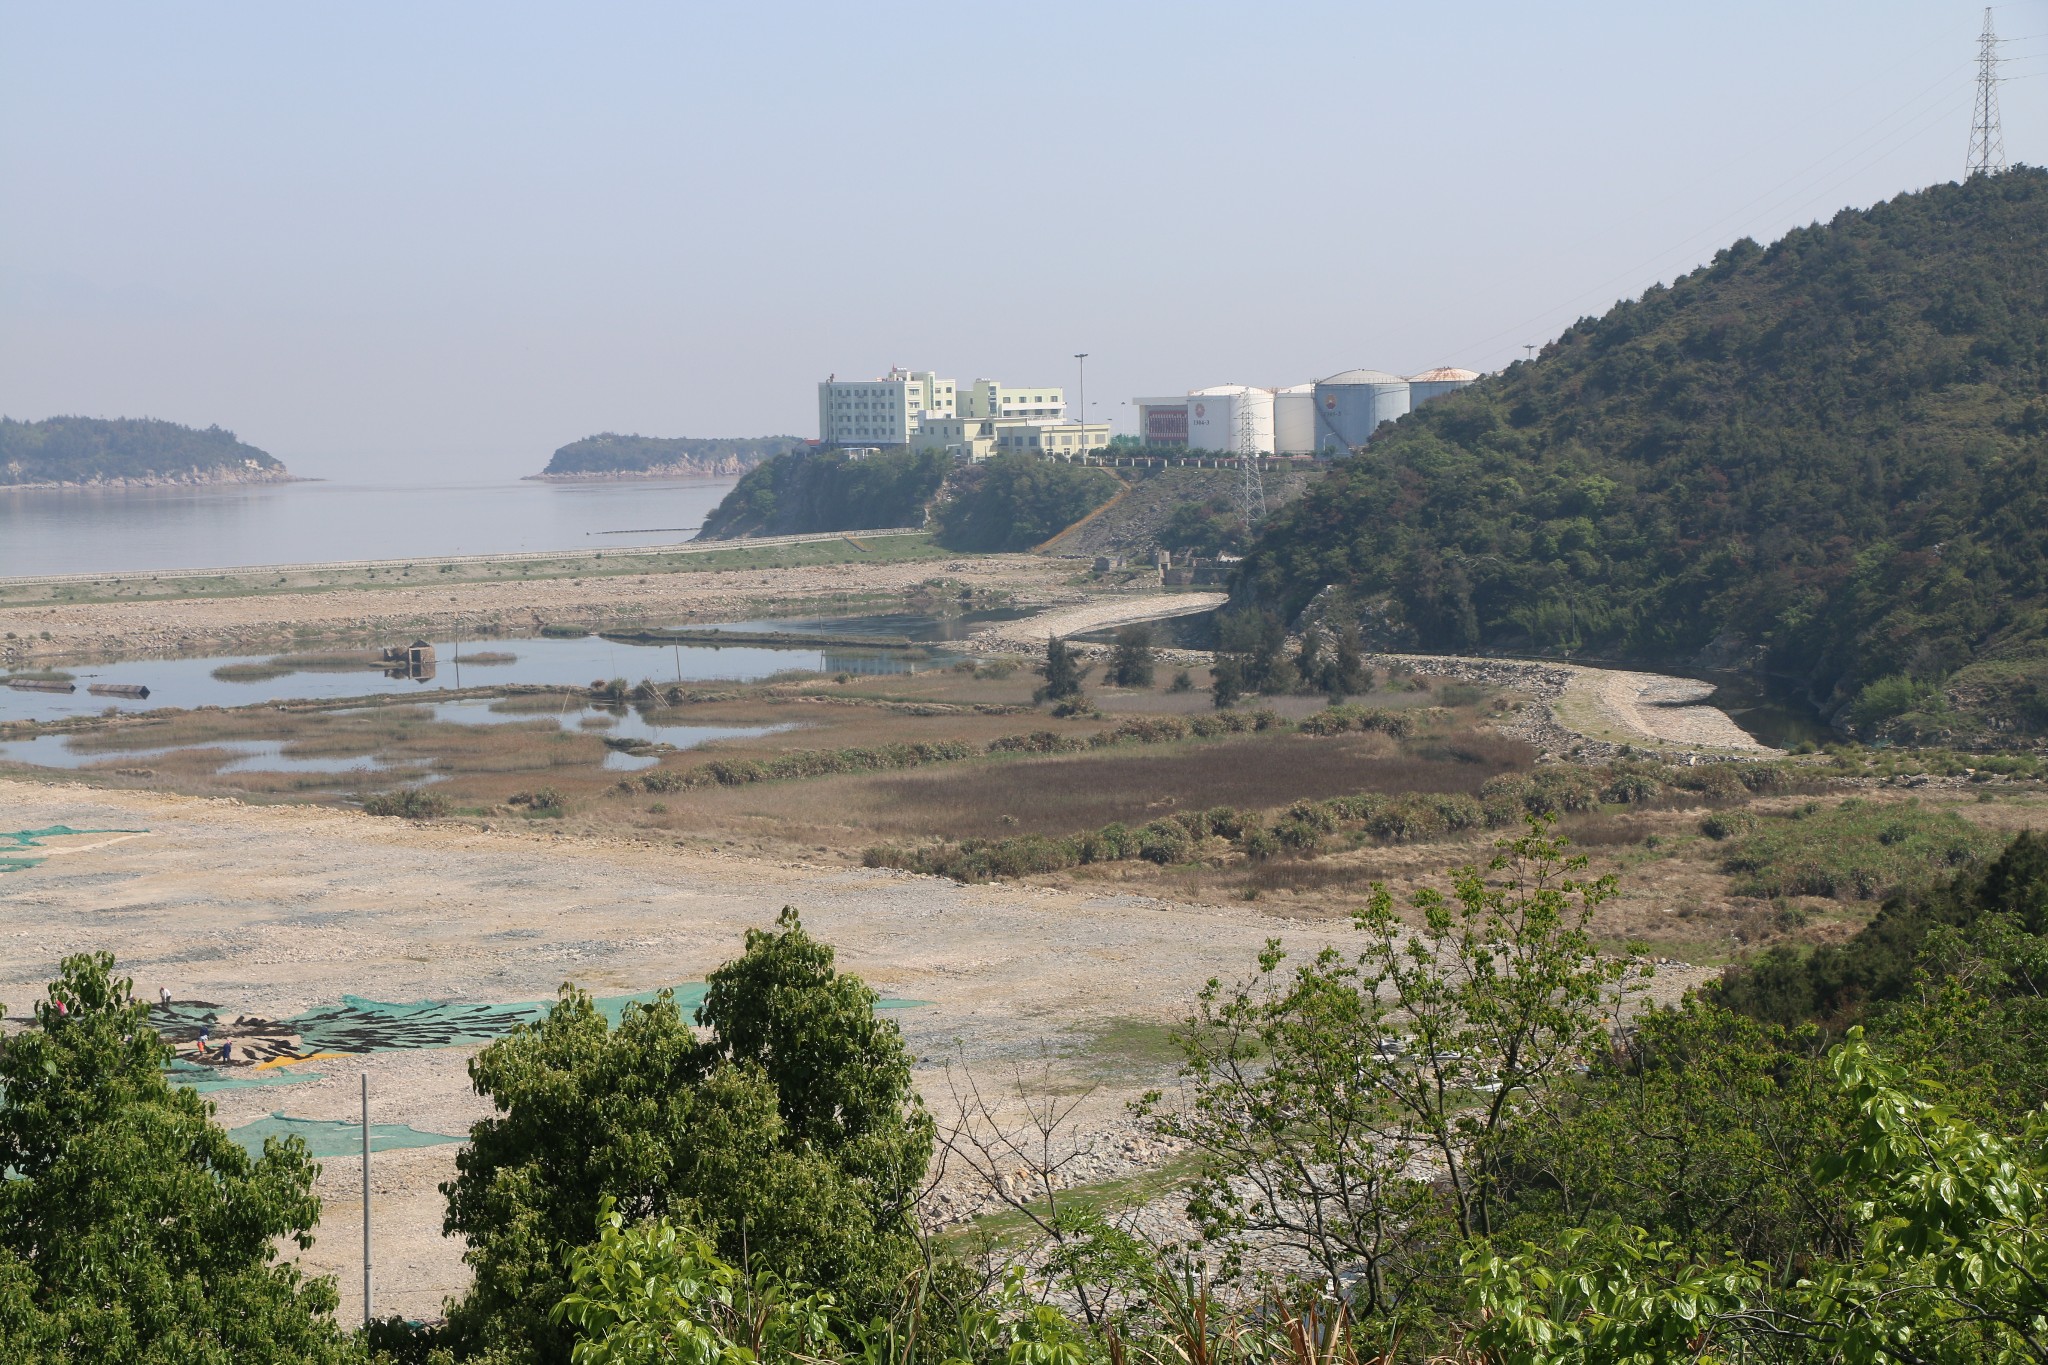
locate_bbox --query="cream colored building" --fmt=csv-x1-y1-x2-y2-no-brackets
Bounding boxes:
959,379,1065,421
816,369,956,447
911,416,998,462
991,418,1110,460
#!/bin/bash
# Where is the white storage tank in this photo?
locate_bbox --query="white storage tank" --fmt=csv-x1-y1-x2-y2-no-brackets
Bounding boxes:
1272,383,1316,454
1186,385,1275,455
1409,367,1481,408
1311,369,1411,453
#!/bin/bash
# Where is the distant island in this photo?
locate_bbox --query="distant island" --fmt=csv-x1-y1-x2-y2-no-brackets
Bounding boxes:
530,433,806,481
0,416,292,489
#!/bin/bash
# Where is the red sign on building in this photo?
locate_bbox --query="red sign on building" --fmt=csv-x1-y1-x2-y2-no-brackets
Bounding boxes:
1145,406,1189,444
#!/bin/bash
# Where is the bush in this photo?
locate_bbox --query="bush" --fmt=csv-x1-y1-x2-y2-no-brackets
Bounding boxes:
1137,820,1197,865
1239,824,1281,861
1678,764,1750,801
1273,816,1328,855
987,731,1078,755
361,788,452,819
1095,715,1190,746
1846,674,1945,733
1603,772,1663,804
1075,823,1140,863
1700,809,1760,840
1202,806,1249,840
1527,767,1601,816
1430,792,1487,831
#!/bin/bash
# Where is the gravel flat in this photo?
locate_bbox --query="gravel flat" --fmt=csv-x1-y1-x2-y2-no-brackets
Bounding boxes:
0,779,1351,1321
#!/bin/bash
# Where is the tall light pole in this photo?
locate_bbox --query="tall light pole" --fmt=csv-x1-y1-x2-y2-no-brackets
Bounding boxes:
1073,353,1088,461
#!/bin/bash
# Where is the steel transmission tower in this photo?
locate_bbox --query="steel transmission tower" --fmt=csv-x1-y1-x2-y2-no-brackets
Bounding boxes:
1968,7,2007,177
1236,394,1266,525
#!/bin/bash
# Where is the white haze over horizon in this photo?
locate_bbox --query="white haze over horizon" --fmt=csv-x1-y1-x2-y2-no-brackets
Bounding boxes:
2,0,2044,484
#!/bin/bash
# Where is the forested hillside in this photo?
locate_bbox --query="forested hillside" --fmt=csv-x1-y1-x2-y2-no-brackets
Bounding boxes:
1237,170,2048,742
696,447,947,537
0,416,288,487
536,432,802,478
697,448,1122,549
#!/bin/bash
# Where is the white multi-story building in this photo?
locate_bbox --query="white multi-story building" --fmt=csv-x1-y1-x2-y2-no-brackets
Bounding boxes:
821,369,1085,456
816,369,956,447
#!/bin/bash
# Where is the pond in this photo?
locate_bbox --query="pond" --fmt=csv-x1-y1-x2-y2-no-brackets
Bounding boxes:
0,700,797,777
1701,675,1834,750
0,610,1017,726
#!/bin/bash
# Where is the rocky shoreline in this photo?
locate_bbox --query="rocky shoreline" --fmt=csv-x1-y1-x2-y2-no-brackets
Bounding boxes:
524,459,756,481
1,467,302,492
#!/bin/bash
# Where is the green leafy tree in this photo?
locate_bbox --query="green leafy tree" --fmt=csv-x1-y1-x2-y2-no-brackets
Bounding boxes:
1208,656,1243,709
1142,823,1648,1321
1106,625,1156,689
1293,629,1324,692
1157,497,1245,557
1491,999,1854,1271
0,953,356,1363
442,911,931,1365
1323,624,1370,700
1466,1029,2048,1364
1036,638,1085,703
553,1198,838,1365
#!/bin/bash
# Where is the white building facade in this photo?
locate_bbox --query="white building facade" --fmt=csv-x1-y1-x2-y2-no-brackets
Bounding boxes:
820,368,1089,457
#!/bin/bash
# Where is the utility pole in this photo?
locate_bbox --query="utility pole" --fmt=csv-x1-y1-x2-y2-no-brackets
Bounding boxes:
362,1073,372,1328
1072,353,1088,461
1968,6,2007,177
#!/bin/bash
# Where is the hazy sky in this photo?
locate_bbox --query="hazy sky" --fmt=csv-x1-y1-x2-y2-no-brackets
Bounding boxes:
3,1,2044,482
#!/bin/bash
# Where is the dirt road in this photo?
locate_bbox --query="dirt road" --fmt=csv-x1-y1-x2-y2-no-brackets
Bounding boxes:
975,592,1230,647
0,554,1082,665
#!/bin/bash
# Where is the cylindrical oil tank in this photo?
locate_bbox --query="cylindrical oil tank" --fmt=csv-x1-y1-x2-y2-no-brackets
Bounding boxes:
1310,369,1411,452
1408,367,1480,408
1186,385,1274,455
1272,383,1316,454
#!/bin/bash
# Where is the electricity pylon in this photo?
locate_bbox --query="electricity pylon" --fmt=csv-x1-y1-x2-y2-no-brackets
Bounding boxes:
1968,7,2007,177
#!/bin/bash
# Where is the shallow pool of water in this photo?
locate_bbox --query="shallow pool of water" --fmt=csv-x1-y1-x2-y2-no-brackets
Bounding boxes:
0,702,796,777
1702,677,1834,750
1,615,974,726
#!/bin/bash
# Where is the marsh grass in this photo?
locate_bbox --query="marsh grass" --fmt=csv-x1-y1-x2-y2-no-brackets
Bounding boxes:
209,652,380,683
815,731,1529,844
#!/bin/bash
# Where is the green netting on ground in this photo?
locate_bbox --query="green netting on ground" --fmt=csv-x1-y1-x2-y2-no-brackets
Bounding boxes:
158,983,924,1082
228,1113,465,1160
0,825,149,874
164,1058,325,1091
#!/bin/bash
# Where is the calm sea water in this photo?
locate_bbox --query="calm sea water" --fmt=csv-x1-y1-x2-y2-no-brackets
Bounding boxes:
0,476,741,577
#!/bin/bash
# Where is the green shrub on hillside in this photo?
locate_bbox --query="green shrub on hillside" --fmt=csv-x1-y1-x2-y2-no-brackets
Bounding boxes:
1720,800,2001,901
699,447,946,538
932,453,1120,552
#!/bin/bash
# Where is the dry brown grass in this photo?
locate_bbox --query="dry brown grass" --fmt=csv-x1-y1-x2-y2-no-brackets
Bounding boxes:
652,728,1531,847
